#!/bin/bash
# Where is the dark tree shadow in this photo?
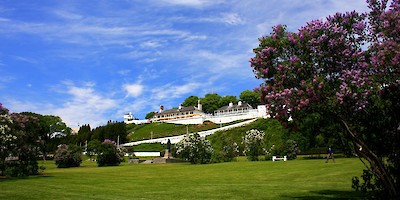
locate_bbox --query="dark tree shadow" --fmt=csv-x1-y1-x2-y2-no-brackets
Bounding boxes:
0,174,53,183
281,189,368,200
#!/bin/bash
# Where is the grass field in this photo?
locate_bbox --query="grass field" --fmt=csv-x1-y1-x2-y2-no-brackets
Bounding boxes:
0,158,367,199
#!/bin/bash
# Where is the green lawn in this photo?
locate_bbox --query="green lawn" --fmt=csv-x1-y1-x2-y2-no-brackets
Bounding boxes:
0,158,367,199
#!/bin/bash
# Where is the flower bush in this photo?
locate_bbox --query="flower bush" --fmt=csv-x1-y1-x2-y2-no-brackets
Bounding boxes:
1,103,41,177
250,0,399,197
212,140,239,163
242,129,265,161
97,139,124,167
54,144,82,168
176,133,213,164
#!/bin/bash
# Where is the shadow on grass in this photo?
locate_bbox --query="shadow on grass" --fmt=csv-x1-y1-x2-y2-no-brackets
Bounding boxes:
282,189,367,199
0,174,53,182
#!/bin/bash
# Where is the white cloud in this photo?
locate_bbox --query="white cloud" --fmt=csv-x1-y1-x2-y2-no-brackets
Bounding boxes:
159,0,222,7
0,17,10,22
172,12,244,25
151,82,201,101
221,13,244,25
124,83,144,97
53,10,83,20
2,99,43,114
0,75,14,89
117,69,131,76
52,82,118,127
12,55,38,64
4,82,118,128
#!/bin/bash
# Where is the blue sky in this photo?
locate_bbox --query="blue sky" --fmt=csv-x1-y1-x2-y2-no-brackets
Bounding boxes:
0,0,369,128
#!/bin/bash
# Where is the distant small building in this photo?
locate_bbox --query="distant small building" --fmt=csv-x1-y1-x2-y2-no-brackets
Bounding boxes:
124,112,136,122
70,128,79,135
124,112,149,125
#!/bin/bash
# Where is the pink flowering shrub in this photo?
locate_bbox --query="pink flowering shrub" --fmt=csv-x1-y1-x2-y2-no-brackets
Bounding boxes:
0,103,42,177
250,0,399,197
97,139,124,166
54,144,82,168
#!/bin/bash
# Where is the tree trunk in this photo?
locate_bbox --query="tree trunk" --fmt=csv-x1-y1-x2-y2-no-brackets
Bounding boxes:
341,120,397,198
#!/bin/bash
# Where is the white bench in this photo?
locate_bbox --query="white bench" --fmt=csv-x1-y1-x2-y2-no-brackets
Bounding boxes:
272,156,287,161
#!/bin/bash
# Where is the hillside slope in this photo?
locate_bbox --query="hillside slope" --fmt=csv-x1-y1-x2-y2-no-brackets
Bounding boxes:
207,118,288,153
127,120,244,142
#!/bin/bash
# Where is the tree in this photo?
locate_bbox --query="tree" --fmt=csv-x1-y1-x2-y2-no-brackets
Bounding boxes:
145,111,155,119
182,95,199,107
86,140,102,161
250,0,399,197
97,139,124,167
0,104,15,176
76,124,91,145
54,144,82,168
201,93,222,114
219,95,238,107
91,121,127,144
21,112,70,154
242,129,265,161
239,90,261,108
1,104,42,177
175,133,213,164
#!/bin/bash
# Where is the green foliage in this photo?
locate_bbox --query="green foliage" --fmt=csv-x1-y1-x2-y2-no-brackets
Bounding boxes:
242,129,265,161
352,169,384,199
3,159,39,177
283,139,300,160
182,95,199,107
20,112,70,154
75,124,91,145
211,135,239,163
250,1,399,197
200,93,222,114
239,90,261,108
208,118,287,157
72,122,127,148
208,118,305,161
54,144,82,168
176,133,213,164
145,111,155,119
86,140,101,160
219,95,238,107
1,105,41,177
91,121,127,143
97,139,124,167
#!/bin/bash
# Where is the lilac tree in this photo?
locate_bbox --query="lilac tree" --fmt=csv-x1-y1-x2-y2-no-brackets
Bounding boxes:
54,144,82,168
250,0,399,197
176,133,213,164
0,103,42,176
97,139,124,166
0,104,15,175
242,129,265,161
